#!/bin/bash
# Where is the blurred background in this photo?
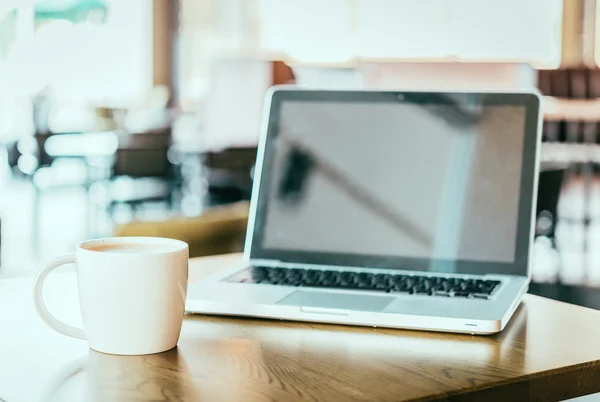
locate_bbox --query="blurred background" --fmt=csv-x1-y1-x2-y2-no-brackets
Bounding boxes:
0,0,598,307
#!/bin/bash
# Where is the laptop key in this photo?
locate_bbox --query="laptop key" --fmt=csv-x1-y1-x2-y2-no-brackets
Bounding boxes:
303,278,320,287
390,286,404,293
340,272,354,282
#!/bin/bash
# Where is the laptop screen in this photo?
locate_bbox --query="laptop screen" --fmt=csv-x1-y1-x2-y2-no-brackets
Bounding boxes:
249,90,540,276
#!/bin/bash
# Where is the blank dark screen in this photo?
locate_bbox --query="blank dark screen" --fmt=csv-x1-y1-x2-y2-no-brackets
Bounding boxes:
261,100,526,264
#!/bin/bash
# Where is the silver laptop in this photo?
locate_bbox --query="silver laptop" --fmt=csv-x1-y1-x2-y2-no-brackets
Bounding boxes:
186,88,542,335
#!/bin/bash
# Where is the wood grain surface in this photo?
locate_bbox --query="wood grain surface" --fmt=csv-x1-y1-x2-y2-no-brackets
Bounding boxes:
2,253,600,401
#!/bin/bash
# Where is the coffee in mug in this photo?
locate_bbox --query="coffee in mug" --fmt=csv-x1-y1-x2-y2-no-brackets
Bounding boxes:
83,243,181,253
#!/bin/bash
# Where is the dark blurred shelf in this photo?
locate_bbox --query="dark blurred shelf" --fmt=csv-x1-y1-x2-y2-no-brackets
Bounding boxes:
529,282,600,310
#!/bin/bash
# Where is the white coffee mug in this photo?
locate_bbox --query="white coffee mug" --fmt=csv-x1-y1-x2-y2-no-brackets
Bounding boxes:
33,237,189,355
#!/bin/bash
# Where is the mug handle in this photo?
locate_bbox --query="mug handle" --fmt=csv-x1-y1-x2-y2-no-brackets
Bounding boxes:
32,253,86,340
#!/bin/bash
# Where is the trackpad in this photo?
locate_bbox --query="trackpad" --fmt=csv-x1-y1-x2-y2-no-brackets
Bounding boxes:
277,291,394,312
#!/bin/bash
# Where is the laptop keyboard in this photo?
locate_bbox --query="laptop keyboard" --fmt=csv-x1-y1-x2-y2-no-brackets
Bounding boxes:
247,266,501,299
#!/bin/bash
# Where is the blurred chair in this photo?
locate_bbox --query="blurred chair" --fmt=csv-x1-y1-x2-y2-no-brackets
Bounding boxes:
537,164,567,239
107,128,179,214
113,201,249,258
202,146,257,201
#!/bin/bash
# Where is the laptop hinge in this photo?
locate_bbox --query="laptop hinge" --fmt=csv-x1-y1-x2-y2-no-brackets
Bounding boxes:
249,259,317,270
248,259,282,267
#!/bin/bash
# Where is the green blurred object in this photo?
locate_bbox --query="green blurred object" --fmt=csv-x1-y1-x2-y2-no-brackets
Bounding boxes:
35,0,108,23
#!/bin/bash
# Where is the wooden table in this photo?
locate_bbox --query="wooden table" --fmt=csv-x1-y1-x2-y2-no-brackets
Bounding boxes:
3,254,600,401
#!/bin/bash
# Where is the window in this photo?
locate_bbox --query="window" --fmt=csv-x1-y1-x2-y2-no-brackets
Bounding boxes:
0,0,152,101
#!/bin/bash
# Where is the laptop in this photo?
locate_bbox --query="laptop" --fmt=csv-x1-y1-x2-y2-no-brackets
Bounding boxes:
186,88,542,335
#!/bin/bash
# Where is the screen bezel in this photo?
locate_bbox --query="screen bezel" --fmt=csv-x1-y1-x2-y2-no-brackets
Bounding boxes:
245,88,541,276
